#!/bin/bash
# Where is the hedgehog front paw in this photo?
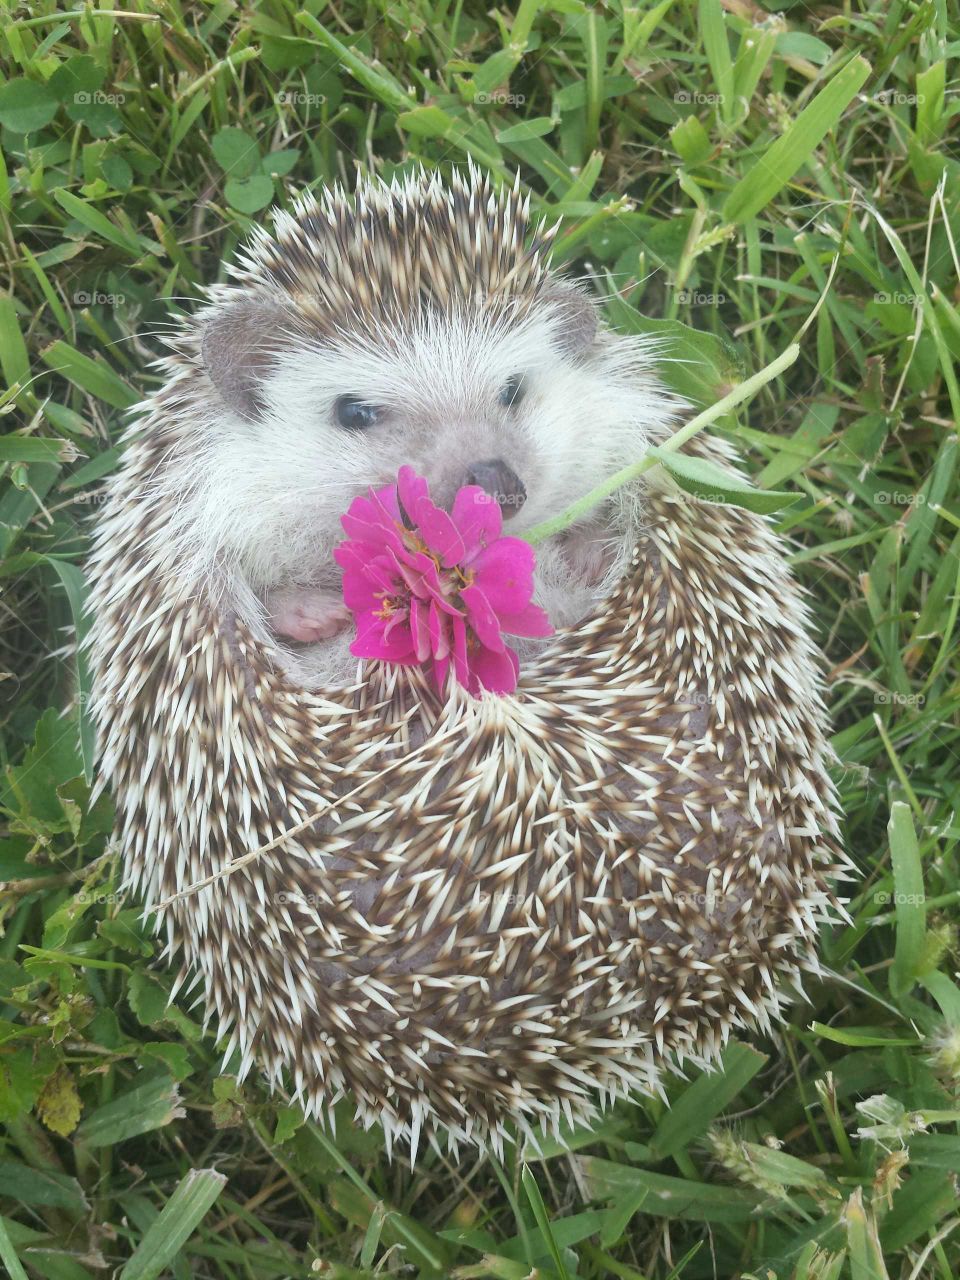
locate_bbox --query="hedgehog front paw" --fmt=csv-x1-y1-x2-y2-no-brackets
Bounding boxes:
559,523,615,587
265,587,351,643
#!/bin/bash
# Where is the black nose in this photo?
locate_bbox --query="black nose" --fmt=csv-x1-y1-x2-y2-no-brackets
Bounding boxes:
463,458,526,520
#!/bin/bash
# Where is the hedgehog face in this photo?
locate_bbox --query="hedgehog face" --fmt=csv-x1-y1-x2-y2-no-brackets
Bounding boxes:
194,288,649,601
158,171,683,681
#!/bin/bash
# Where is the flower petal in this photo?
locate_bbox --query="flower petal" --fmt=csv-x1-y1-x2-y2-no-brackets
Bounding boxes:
428,600,450,661
334,543,400,611
390,547,464,617
460,584,505,652
350,610,416,662
397,466,429,526
389,547,442,601
451,485,502,558
472,537,536,613
496,603,554,638
471,644,520,694
414,498,466,566
340,486,402,547
410,596,432,662
337,465,544,698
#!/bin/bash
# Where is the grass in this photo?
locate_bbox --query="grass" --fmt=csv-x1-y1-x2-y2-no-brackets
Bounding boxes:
1,0,960,1277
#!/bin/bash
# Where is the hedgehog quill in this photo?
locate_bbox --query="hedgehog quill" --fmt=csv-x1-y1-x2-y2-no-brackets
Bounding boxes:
86,166,844,1159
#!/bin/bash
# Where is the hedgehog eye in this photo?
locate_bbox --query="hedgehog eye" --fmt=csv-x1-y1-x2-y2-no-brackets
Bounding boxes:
498,375,526,409
334,396,382,431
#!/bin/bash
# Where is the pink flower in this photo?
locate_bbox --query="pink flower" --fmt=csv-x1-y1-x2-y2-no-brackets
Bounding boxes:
333,465,553,696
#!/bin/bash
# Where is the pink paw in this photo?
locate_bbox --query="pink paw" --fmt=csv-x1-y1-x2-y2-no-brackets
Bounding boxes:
266,588,351,643
560,524,615,586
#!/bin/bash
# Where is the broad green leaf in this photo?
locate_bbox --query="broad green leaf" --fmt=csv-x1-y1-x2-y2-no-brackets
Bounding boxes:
295,13,414,113
774,33,833,65
224,174,274,214
36,1065,82,1137
0,77,59,132
211,126,261,178
880,1169,958,1252
651,447,800,514
671,114,712,166
578,10,608,154
60,442,123,488
602,299,743,410
396,104,457,137
731,1142,830,1189
48,54,104,102
359,1202,387,1270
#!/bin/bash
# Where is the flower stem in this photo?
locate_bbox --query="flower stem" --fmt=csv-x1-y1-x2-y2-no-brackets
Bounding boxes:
524,341,800,544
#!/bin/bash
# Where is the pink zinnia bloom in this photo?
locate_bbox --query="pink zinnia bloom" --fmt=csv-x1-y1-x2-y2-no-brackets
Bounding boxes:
333,465,553,696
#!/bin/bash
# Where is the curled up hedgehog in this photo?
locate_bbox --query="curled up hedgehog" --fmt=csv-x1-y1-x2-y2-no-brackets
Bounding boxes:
86,166,843,1158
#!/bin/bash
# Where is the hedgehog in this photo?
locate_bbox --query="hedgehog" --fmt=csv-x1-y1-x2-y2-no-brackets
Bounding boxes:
85,165,844,1159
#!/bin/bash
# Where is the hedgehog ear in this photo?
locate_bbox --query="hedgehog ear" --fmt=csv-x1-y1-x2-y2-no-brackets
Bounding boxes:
542,279,598,358
201,297,299,421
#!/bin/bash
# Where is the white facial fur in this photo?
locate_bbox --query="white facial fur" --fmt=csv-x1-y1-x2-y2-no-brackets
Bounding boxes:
166,293,680,689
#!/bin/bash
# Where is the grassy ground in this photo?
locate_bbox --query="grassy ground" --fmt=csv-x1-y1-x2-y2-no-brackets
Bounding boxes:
1,1,959,1277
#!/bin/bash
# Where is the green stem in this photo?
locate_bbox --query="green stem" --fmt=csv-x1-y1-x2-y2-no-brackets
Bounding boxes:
524,341,800,545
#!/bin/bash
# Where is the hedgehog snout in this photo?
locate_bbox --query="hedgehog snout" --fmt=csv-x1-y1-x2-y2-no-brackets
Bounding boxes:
462,457,527,521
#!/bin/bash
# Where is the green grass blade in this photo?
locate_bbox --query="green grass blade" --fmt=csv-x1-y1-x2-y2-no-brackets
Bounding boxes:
698,0,734,126
0,1214,29,1280
723,56,871,223
650,1043,767,1159
40,340,139,409
887,800,927,1000
521,1165,570,1278
118,1168,226,1280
